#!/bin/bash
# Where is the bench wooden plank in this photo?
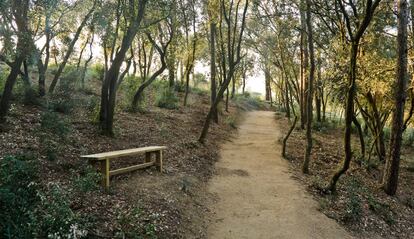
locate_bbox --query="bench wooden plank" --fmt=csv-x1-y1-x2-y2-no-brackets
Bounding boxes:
109,161,155,176
81,146,167,160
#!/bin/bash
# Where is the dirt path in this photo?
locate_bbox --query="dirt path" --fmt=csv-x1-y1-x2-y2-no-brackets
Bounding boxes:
207,111,353,239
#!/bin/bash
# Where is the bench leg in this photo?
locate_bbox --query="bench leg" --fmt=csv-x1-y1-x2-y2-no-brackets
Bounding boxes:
145,152,152,163
155,150,163,173
100,159,110,189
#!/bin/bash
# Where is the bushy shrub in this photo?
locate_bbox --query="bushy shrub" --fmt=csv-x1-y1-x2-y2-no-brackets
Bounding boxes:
0,155,39,238
233,93,264,111
225,115,237,129
382,127,391,141
36,183,87,238
73,167,101,193
22,87,42,106
61,68,80,90
343,178,363,223
191,87,208,96
115,205,157,239
0,65,9,94
48,98,74,114
403,128,414,146
155,88,179,110
0,154,90,238
174,83,186,92
89,64,105,81
40,111,71,137
367,195,395,225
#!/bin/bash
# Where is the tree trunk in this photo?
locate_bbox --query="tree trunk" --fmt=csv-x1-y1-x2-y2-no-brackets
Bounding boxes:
210,22,219,123
38,30,51,96
300,0,308,130
352,114,366,159
0,0,30,123
302,0,315,174
327,42,358,192
382,0,408,196
48,4,95,93
282,116,298,158
199,0,249,143
100,0,147,135
327,0,381,192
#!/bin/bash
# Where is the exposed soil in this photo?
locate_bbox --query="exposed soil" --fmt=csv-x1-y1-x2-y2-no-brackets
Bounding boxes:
277,112,414,239
0,91,240,238
207,111,352,239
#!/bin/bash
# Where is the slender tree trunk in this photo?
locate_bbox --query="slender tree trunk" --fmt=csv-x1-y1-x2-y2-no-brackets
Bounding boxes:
352,115,366,159
300,0,308,129
210,22,219,123
38,32,51,96
49,4,95,93
315,54,322,122
327,42,358,192
382,0,408,196
302,0,315,174
0,0,30,123
327,0,381,192
282,116,298,158
100,0,147,135
231,74,236,98
199,0,249,143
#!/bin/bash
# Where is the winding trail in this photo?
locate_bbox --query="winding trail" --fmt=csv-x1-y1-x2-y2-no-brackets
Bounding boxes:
207,111,353,239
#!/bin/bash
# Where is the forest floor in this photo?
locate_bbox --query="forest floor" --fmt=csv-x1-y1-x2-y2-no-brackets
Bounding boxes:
278,111,414,239
207,111,352,239
0,85,264,238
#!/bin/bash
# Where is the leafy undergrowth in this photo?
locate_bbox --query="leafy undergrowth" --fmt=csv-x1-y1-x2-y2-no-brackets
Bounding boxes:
0,87,243,238
277,112,414,239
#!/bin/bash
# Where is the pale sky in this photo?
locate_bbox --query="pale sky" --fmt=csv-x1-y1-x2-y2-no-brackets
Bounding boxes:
195,62,266,96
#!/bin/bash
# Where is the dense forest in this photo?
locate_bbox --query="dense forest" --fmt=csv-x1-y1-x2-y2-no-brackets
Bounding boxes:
1,0,414,238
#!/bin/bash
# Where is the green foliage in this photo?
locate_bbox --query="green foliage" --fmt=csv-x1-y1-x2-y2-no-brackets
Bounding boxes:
224,115,237,129
89,64,105,81
86,96,100,122
40,111,71,137
233,93,264,111
22,87,42,106
120,75,143,109
403,196,414,209
343,178,363,223
191,87,208,96
36,184,87,238
402,128,414,146
0,155,38,238
174,83,186,92
382,127,391,142
0,154,89,238
58,66,80,94
155,87,179,110
0,65,9,94
73,167,101,193
48,98,74,114
115,205,158,239
367,195,395,225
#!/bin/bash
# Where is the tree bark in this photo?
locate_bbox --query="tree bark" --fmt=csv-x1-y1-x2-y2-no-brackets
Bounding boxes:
327,0,381,192
382,0,408,196
0,0,31,123
48,4,95,93
199,0,249,143
302,0,315,174
352,114,366,159
210,22,219,123
282,116,298,158
99,0,147,135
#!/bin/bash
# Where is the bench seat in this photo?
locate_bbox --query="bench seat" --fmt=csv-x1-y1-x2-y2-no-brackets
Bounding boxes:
81,146,166,188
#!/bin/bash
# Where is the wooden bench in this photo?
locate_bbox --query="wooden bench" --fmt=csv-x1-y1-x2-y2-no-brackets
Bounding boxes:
81,146,167,188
